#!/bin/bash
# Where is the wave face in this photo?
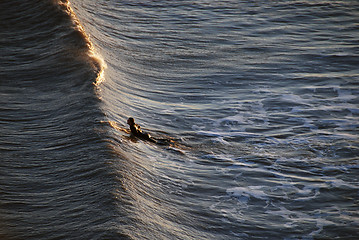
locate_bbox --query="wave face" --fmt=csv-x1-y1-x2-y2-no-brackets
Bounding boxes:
2,0,359,239
0,1,125,239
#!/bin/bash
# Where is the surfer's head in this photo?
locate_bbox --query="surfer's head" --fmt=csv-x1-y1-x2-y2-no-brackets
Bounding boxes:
127,117,135,125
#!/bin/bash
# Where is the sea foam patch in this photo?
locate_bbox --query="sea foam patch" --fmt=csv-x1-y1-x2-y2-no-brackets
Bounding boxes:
281,94,310,105
227,186,269,201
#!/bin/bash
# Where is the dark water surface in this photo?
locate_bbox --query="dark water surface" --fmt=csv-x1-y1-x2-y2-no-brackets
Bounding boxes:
1,0,359,239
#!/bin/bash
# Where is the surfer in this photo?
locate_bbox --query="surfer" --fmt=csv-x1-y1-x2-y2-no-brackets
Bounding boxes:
127,117,157,143
125,117,186,154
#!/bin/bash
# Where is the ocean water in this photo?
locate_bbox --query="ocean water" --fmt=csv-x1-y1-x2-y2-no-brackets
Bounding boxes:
1,0,359,239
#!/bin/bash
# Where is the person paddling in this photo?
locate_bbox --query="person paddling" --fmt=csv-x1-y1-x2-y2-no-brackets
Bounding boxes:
127,117,156,143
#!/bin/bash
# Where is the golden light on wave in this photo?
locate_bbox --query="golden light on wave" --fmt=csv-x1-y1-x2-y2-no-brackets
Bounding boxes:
91,52,107,87
107,120,129,133
60,0,107,87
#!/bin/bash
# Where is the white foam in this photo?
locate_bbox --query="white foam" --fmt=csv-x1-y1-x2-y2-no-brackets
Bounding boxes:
213,137,230,145
321,176,359,189
216,113,247,126
268,205,337,238
197,130,260,138
281,94,309,105
227,186,269,201
192,124,205,131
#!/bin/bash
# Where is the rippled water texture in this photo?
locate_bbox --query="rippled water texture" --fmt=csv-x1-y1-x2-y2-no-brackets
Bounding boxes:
1,0,359,239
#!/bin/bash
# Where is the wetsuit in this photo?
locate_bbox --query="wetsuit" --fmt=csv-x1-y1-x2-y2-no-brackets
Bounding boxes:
129,122,156,143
